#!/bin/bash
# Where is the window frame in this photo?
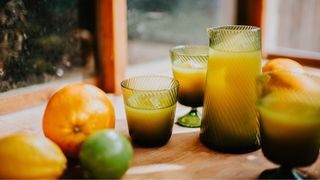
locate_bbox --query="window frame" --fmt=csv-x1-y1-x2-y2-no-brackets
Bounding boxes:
0,0,127,115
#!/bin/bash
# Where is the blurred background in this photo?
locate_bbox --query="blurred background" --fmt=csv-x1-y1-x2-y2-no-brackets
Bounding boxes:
0,0,319,93
127,0,238,65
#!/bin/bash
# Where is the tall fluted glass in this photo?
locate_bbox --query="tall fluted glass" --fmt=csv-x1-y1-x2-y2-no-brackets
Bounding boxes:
200,25,261,152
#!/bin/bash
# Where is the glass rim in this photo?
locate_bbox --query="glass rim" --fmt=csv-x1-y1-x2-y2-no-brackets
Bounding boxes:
170,45,209,57
207,25,260,33
121,75,179,92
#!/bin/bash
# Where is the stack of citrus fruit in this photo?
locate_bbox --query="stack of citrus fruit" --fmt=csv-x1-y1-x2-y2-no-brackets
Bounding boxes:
0,83,133,179
43,83,116,157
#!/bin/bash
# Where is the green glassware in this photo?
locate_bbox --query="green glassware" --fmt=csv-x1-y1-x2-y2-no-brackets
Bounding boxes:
257,71,320,179
201,25,261,152
121,76,179,147
170,45,208,128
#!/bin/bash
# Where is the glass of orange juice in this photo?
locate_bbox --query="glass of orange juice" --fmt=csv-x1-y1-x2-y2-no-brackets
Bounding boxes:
201,26,261,152
121,76,179,147
170,45,208,128
257,71,320,179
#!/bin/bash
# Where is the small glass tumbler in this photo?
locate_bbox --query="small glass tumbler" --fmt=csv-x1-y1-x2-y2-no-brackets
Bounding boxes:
170,45,208,128
121,75,179,147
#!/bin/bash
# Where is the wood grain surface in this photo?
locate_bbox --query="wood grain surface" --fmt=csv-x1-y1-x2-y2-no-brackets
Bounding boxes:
123,131,320,179
2,92,320,179
61,127,320,179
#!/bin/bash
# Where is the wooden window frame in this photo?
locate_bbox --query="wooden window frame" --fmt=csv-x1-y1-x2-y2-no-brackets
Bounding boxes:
0,0,127,115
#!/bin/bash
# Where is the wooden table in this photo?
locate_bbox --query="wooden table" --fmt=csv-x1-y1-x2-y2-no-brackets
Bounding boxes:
59,96,320,179
61,126,320,179
125,131,320,179
1,94,320,179
2,64,320,179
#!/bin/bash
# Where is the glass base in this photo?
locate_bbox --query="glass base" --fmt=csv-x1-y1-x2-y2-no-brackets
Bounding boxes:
259,167,314,179
200,135,260,154
177,107,201,128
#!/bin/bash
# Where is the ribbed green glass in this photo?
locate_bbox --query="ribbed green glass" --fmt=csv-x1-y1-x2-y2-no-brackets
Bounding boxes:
200,25,261,152
121,76,179,147
170,45,208,128
257,71,320,179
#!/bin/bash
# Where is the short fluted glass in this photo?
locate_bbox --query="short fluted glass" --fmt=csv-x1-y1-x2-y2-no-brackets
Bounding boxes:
201,25,261,152
257,71,320,179
121,76,179,147
170,45,208,128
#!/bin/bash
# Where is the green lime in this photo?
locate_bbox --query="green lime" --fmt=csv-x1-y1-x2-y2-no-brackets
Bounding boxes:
79,130,133,179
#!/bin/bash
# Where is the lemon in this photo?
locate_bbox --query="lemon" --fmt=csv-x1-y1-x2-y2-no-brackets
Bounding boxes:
79,130,133,179
0,134,67,179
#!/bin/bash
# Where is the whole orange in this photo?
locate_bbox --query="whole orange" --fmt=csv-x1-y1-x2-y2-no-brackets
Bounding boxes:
43,83,115,157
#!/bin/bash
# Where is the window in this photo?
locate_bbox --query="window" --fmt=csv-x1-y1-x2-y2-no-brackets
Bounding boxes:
0,0,127,114
0,0,96,92
262,0,320,61
127,0,237,65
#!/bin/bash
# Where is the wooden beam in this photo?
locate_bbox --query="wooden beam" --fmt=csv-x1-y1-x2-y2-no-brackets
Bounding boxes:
96,0,127,95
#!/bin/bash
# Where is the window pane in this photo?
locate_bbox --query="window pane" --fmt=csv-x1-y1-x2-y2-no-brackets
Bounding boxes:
127,0,235,65
0,0,95,92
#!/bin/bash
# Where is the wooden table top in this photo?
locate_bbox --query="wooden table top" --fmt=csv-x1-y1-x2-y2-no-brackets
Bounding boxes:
126,131,320,179
2,63,320,179
61,126,320,179
60,98,320,179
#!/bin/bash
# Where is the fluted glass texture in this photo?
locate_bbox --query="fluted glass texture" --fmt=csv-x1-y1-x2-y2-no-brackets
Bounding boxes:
170,45,208,107
257,71,320,168
121,76,179,146
201,25,261,152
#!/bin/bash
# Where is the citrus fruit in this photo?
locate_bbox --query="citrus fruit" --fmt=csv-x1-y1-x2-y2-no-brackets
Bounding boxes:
43,83,115,157
267,70,310,90
0,134,67,179
262,58,320,90
263,58,305,74
79,130,133,179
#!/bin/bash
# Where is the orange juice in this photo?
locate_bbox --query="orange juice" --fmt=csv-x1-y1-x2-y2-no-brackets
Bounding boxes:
125,93,176,146
172,61,206,107
258,90,320,167
201,49,261,150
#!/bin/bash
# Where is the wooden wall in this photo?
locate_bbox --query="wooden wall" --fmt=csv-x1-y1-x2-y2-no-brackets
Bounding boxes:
262,0,320,61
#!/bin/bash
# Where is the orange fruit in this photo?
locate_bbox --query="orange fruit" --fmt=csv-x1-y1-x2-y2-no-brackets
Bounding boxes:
43,83,115,157
267,71,307,90
0,134,67,179
262,58,320,91
263,58,305,74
